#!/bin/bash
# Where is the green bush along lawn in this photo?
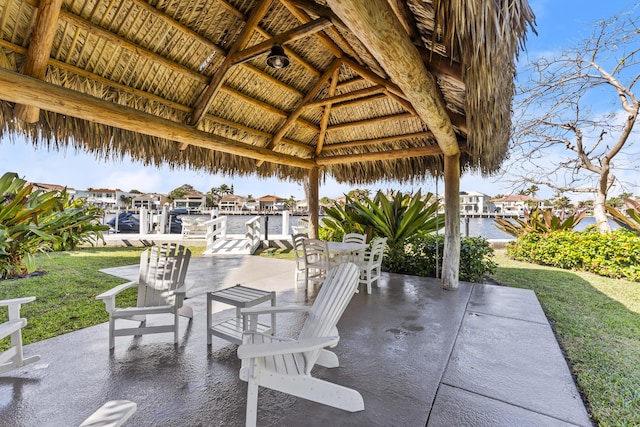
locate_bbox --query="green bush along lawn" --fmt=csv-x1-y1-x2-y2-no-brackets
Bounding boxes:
491,250,640,427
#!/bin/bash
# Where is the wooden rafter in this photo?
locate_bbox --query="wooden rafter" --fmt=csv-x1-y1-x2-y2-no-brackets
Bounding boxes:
342,57,406,100
316,66,340,156
280,0,345,59
263,58,342,152
217,0,321,77
0,67,314,169
316,144,468,165
14,0,62,123
322,132,434,151
189,0,274,127
303,85,385,109
327,112,414,132
231,18,332,65
330,93,387,111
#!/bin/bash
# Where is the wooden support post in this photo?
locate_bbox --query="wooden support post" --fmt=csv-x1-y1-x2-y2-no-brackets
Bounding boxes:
441,153,461,289
308,167,320,238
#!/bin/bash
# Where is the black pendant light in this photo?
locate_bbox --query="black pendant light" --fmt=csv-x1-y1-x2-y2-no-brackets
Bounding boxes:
266,44,290,69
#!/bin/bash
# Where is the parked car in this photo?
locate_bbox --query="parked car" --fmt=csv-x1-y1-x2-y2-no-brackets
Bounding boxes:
107,212,139,233
108,212,183,234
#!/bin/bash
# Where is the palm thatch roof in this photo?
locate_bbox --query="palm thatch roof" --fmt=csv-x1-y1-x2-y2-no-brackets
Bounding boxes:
0,0,535,185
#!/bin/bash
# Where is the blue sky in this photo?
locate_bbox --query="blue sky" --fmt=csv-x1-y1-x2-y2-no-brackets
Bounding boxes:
0,0,632,201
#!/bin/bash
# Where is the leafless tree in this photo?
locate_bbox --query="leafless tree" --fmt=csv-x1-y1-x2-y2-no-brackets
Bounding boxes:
504,8,640,232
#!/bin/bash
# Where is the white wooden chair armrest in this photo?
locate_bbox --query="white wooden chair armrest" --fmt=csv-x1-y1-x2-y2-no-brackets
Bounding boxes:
96,281,138,300
170,285,187,296
0,296,36,307
237,335,339,359
96,281,138,313
240,305,310,316
0,296,36,320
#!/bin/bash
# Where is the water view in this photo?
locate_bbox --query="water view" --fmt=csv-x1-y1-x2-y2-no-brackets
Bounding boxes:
105,213,614,240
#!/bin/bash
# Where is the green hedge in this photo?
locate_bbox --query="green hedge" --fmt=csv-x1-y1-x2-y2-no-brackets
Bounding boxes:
388,234,497,283
507,229,640,281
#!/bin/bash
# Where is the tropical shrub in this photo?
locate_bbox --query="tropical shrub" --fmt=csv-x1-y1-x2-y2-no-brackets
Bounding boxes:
322,190,444,272
0,172,107,278
404,234,493,281
506,229,640,281
606,199,640,235
393,234,496,283
495,207,586,237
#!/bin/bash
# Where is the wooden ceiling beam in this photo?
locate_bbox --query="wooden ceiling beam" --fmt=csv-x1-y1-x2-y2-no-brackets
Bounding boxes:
232,18,332,65
326,0,459,156
330,93,387,111
14,0,63,123
280,0,345,59
303,85,385,109
342,57,406,101
328,112,414,132
217,0,321,77
323,131,434,151
316,67,340,156
189,0,274,127
317,145,447,165
264,58,342,151
219,85,318,133
0,67,314,169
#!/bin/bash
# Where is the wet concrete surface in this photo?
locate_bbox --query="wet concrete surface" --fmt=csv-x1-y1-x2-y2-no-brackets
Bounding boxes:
0,256,591,426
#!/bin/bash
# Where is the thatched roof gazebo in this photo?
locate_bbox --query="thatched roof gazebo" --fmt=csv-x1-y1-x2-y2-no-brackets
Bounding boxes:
0,0,535,289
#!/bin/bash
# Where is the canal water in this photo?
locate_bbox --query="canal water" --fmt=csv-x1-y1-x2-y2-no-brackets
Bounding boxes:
104,214,611,240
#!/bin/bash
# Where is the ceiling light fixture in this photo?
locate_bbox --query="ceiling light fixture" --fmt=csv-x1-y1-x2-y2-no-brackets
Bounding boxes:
266,44,290,69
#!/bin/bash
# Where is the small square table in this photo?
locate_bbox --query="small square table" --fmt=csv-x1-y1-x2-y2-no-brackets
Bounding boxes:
207,285,276,345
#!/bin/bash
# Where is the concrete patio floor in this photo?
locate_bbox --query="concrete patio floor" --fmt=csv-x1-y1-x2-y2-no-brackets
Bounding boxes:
0,255,592,426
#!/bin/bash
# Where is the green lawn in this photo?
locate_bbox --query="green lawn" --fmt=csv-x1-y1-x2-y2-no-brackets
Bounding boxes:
491,250,640,427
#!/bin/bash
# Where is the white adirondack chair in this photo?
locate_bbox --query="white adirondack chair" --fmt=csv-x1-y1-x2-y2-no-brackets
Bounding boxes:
357,237,387,294
0,297,40,375
96,243,191,349
237,262,364,427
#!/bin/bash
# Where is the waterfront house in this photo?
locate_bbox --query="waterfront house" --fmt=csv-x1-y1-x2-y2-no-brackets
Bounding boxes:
492,195,545,215
75,188,137,211
132,193,171,211
219,194,247,212
257,195,286,211
172,190,207,213
460,191,495,215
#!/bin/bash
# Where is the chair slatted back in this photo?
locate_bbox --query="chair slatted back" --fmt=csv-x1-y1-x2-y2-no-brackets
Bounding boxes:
137,243,191,307
298,262,360,374
342,233,366,245
292,233,307,268
302,239,330,271
364,238,387,266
